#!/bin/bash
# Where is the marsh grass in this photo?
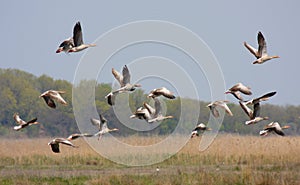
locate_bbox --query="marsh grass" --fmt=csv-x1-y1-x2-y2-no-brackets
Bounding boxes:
0,135,299,184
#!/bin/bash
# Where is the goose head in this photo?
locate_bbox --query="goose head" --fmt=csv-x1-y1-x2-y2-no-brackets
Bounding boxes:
282,125,290,129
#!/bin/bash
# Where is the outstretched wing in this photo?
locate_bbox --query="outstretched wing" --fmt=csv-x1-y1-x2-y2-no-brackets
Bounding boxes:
73,22,83,46
154,98,162,117
42,95,56,108
99,114,107,124
112,68,123,86
257,31,267,57
90,118,101,130
50,143,60,153
244,42,259,58
122,65,131,85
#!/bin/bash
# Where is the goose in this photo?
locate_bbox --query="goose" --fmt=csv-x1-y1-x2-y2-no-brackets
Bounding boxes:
239,101,269,125
91,114,118,140
147,98,173,123
105,65,141,105
13,113,39,131
225,83,252,101
239,91,276,125
259,122,290,136
191,123,212,138
48,138,77,153
56,22,96,53
40,90,67,108
148,87,176,99
207,100,233,118
66,133,94,141
130,102,155,121
244,31,280,64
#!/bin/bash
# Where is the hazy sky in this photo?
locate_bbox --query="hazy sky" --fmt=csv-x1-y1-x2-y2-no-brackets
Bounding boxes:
1,1,299,105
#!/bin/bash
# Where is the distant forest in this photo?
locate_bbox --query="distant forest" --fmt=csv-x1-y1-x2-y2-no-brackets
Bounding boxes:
0,68,299,138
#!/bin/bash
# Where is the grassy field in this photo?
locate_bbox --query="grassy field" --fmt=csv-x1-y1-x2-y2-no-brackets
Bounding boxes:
0,134,299,185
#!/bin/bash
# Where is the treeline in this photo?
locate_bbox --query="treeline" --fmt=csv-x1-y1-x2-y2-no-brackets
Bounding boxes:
0,68,299,138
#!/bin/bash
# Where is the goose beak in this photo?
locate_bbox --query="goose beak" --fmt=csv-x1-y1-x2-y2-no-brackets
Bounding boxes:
56,48,63,53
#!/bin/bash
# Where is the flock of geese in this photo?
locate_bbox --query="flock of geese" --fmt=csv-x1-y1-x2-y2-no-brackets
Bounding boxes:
191,31,289,138
12,22,289,153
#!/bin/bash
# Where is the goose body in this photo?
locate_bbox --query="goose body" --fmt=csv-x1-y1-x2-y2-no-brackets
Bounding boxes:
13,113,39,131
207,100,233,117
260,122,290,136
48,138,77,153
148,87,176,99
40,90,67,108
244,31,279,64
56,22,95,53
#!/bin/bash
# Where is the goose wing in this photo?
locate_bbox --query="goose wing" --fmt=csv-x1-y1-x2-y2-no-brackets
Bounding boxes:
244,42,259,58
13,113,26,125
112,68,123,86
143,102,155,115
73,22,83,46
105,92,115,106
42,95,56,108
57,138,76,147
239,101,253,119
49,142,60,153
257,31,267,57
48,91,67,105
157,87,175,99
122,65,131,85
99,114,107,124
218,101,233,116
90,118,101,130
153,98,162,117
231,91,244,101
208,104,220,118
237,83,252,95
254,91,277,104
253,102,260,118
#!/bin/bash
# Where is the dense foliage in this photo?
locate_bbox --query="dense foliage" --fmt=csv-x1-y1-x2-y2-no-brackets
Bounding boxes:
0,68,299,138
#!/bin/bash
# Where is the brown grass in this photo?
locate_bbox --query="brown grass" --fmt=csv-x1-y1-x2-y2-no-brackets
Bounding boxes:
0,134,299,184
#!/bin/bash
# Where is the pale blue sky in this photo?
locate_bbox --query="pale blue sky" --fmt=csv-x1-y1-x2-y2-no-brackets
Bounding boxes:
1,1,299,105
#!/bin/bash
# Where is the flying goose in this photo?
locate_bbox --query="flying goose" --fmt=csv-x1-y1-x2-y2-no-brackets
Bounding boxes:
239,92,276,125
91,114,118,140
259,122,290,136
48,138,77,153
207,100,233,118
148,87,176,99
244,31,280,64
56,22,96,53
191,123,212,138
66,133,94,141
147,98,173,123
130,102,155,121
239,101,269,125
105,65,141,105
225,83,252,101
40,90,68,108
13,113,39,131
